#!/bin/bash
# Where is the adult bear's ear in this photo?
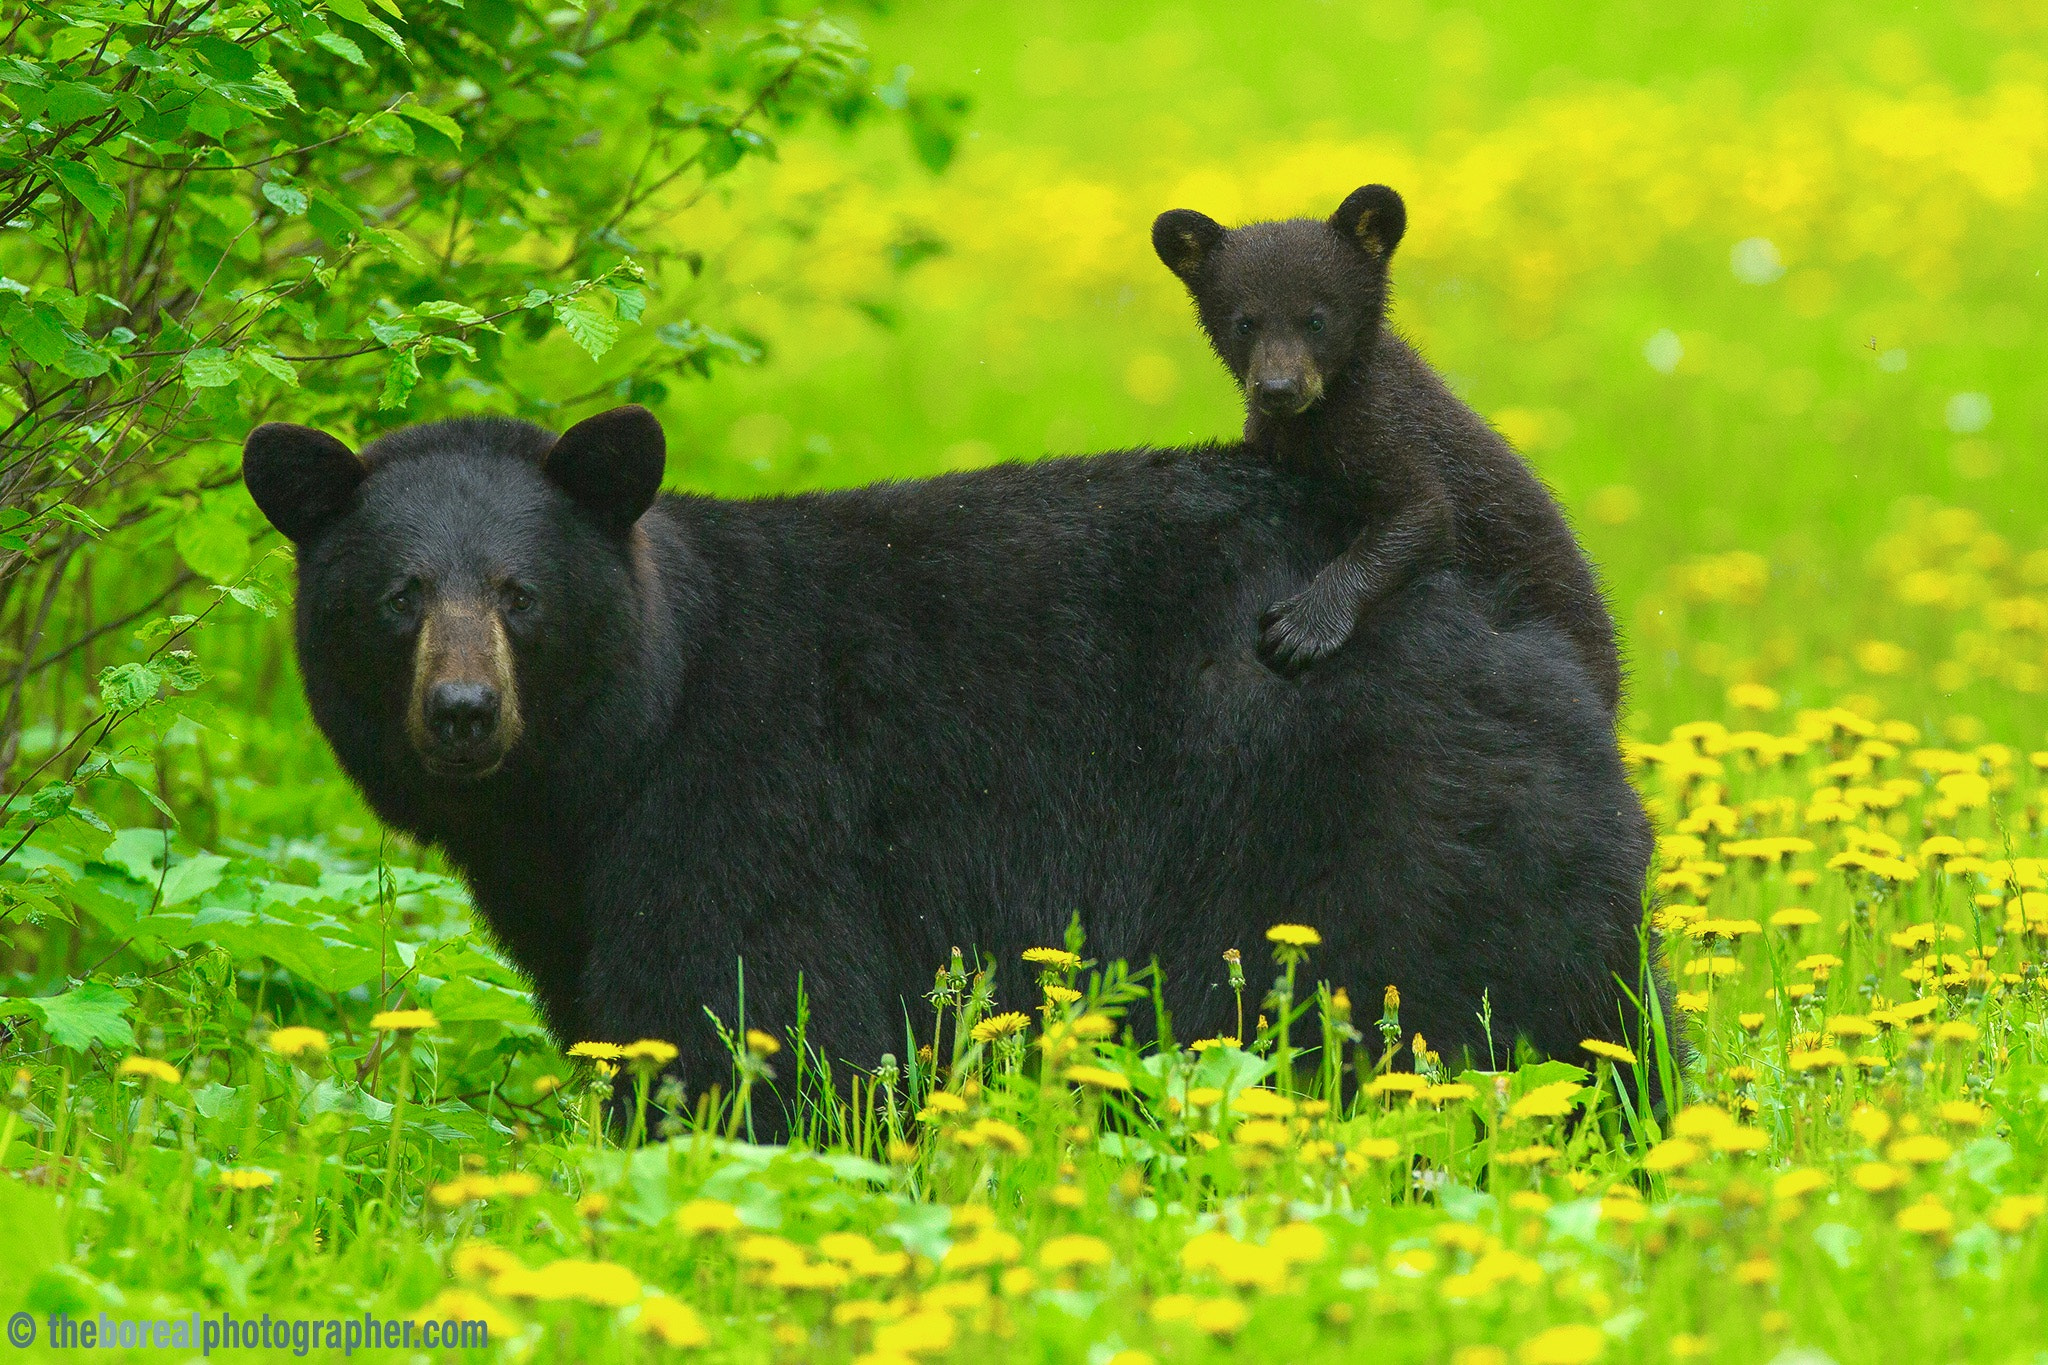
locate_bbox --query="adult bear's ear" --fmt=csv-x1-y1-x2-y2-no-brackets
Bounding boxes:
544,405,666,536
1331,184,1406,261
1152,209,1226,285
244,423,365,544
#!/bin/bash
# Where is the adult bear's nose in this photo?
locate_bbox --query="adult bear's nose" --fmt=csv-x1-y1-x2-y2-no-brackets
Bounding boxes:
426,681,500,747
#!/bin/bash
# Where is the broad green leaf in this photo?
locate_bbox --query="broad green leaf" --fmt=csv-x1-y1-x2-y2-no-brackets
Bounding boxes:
311,29,367,66
396,103,463,148
180,347,240,390
241,347,299,386
413,299,487,326
261,181,309,216
174,506,250,582
324,0,407,53
159,853,228,908
554,296,619,360
49,162,121,228
379,348,419,409
9,981,136,1052
98,661,164,711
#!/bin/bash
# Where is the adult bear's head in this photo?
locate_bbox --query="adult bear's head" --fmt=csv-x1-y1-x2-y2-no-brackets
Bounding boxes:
244,406,667,792
1153,184,1405,419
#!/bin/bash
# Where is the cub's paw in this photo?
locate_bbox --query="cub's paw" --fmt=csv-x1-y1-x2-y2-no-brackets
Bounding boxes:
1257,590,1356,676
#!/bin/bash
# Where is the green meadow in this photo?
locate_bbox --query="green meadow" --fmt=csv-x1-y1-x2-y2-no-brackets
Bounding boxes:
2,1,2046,1361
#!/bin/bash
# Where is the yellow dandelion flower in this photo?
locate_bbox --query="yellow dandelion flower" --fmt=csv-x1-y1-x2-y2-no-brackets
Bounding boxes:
1896,1198,1953,1237
676,1199,743,1234
1063,1065,1130,1091
1185,1086,1225,1108
1039,1234,1113,1271
1675,991,1710,1013
1773,1168,1828,1201
1042,985,1083,1006
1734,1256,1779,1285
452,1242,523,1279
1232,1119,1292,1148
1770,907,1820,930
1989,1194,2046,1233
1937,1101,1986,1128
922,1280,989,1311
1494,1144,1559,1167
1848,1106,1893,1145
1347,1137,1402,1165
1710,1125,1768,1154
1366,1073,1428,1096
118,1056,182,1085
266,1027,329,1058
769,1259,851,1291
1022,947,1082,971
1851,1162,1905,1192
1727,682,1780,711
1151,1293,1198,1323
1788,1047,1849,1072
744,1029,780,1056
1932,1021,1979,1045
970,1011,1031,1042
1230,1088,1297,1117
1580,1039,1637,1065
368,1009,438,1033
1190,1297,1251,1336
1509,1081,1584,1121
873,1309,956,1356
1826,1015,1878,1038
1265,923,1321,947
1887,1134,1952,1165
942,1231,1022,1271
999,1267,1037,1296
636,1297,708,1347
620,1039,678,1066
1518,1323,1606,1364
1420,1082,1479,1104
567,1041,624,1060
1643,1139,1702,1173
216,1167,276,1191
1738,1012,1766,1033
735,1235,805,1268
1672,1107,1735,1138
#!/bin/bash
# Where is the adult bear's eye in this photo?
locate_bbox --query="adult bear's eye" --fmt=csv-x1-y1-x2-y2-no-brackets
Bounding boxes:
1234,317,1254,337
504,584,537,615
382,582,419,618
1308,313,1325,333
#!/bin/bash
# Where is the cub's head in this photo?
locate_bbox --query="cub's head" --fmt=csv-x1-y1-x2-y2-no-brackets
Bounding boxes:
1153,184,1405,419
243,406,666,788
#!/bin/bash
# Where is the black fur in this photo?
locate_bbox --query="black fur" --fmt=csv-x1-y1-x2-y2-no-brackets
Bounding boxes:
246,411,1659,1125
1153,186,1623,707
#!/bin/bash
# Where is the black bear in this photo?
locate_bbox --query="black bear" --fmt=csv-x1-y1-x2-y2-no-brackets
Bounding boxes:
244,407,1658,1124
1153,185,1623,706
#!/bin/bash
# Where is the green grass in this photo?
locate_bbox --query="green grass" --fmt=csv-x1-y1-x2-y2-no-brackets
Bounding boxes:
5,4,2048,1362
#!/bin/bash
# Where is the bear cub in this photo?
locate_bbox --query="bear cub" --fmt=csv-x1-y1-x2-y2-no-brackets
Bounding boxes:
1153,185,1622,707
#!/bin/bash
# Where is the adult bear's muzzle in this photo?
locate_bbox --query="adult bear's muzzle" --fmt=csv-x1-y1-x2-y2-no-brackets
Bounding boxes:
406,600,524,777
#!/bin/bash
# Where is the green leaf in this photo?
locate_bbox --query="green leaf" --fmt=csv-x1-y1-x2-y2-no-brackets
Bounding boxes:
307,189,362,244
98,662,164,711
0,298,70,367
363,111,415,153
413,299,487,327
55,344,110,379
174,507,251,582
606,283,647,324
324,0,407,53
311,29,368,66
158,854,228,908
9,982,136,1052
261,181,309,216
42,81,114,123
12,783,74,826
396,104,464,148
379,348,420,410
241,347,299,387
554,296,619,360
48,161,121,227
0,57,48,89
180,347,240,390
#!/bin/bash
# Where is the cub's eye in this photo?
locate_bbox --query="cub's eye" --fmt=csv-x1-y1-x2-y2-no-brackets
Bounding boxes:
1234,317,1254,337
504,584,537,615
1307,314,1326,333
382,583,419,618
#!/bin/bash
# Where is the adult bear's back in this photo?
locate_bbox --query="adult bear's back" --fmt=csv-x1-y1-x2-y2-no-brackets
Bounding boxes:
586,447,1654,1074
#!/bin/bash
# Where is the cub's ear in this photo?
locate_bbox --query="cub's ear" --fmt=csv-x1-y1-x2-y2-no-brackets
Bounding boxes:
545,405,666,536
243,423,365,544
1152,209,1226,286
1331,184,1406,261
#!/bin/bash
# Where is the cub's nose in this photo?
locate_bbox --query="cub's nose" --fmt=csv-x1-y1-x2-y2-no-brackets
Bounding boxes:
426,681,500,747
1253,375,1300,409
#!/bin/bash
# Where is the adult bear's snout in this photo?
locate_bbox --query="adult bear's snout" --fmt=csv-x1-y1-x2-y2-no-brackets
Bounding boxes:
406,601,524,777
426,681,500,748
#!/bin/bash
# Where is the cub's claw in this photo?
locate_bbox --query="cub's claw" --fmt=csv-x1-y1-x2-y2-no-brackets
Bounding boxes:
1257,590,1355,676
